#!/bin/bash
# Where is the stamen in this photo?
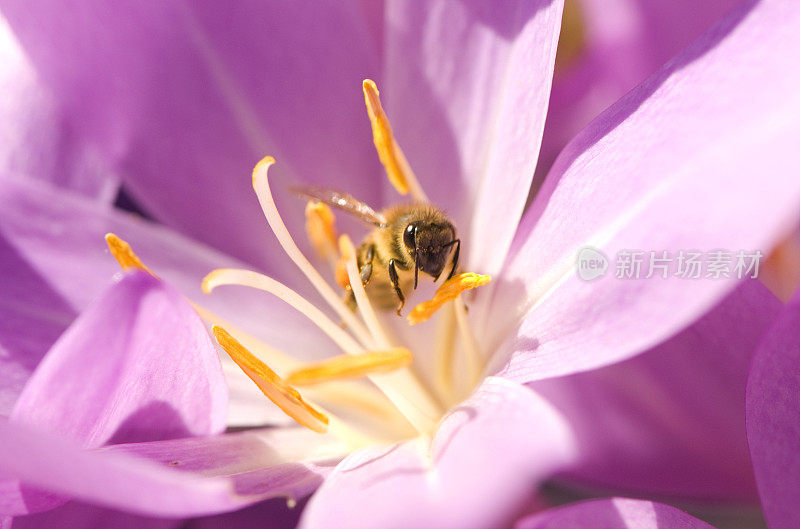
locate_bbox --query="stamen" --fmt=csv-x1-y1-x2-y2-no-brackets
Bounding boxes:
454,297,484,388
105,233,156,277
212,326,329,433
203,268,363,354
105,234,311,373
407,273,492,325
362,79,428,202
335,256,351,290
285,347,413,386
104,234,402,440
251,157,374,349
305,201,338,262
433,301,459,406
338,233,443,434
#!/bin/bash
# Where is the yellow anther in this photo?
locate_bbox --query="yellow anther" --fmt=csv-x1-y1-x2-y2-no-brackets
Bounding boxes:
335,255,351,290
408,273,492,325
363,79,409,196
104,233,156,277
338,233,356,261
285,347,413,386
212,326,329,433
305,201,338,261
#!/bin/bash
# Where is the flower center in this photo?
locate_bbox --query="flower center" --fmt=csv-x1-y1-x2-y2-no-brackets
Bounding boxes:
105,79,491,448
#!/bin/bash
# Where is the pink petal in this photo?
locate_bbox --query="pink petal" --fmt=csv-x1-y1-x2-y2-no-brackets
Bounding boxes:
0,225,77,416
531,280,780,501
488,0,800,382
746,288,800,529
183,497,305,529
0,1,380,270
539,0,742,179
105,428,341,497
5,502,179,529
384,0,564,276
3,271,227,514
0,177,337,423
0,420,337,518
11,271,227,443
0,16,118,202
300,377,576,529
514,498,714,529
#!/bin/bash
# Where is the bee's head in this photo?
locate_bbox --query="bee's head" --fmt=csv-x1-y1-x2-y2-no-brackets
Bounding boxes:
403,220,458,281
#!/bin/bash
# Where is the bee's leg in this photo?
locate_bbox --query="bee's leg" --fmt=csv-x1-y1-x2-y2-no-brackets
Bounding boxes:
447,239,461,280
388,259,405,316
360,244,374,286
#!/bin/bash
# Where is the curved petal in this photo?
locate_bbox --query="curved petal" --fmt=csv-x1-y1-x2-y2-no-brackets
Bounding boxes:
11,271,228,443
514,498,715,529
487,0,800,382
300,377,576,529
383,0,564,276
531,280,780,501
746,287,800,529
539,0,742,179
0,177,339,424
3,271,228,514
0,1,381,270
0,421,341,518
104,428,343,501
0,15,118,202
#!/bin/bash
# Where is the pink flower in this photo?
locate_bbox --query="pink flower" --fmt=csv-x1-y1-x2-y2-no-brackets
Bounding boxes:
0,0,799,527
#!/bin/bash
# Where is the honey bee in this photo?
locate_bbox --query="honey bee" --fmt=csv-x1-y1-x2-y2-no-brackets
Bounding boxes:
292,186,460,315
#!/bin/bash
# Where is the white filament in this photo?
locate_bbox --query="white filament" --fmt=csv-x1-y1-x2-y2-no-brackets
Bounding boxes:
251,159,375,349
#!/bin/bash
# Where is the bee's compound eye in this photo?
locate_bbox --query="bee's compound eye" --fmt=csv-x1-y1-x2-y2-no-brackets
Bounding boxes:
403,223,416,250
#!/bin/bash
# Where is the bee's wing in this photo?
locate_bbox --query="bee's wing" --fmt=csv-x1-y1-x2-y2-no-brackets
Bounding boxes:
289,185,387,227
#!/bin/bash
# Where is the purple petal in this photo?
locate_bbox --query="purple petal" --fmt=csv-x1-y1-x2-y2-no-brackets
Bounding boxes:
384,0,564,276
746,288,800,529
514,498,714,529
0,16,118,202
105,428,340,498
0,177,337,423
12,270,228,444
0,221,76,416
531,280,780,501
300,377,576,529
183,497,305,529
539,0,742,179
0,420,337,518
0,1,380,270
6,502,179,529
488,0,800,382
3,271,228,514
